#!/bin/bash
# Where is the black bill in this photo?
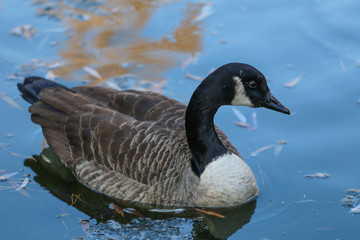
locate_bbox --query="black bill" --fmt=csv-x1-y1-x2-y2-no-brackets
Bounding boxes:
263,92,290,115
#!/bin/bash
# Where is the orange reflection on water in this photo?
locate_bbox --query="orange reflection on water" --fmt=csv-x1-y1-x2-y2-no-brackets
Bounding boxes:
35,0,205,86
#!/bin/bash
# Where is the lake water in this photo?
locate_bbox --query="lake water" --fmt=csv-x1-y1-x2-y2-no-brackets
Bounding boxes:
0,0,359,239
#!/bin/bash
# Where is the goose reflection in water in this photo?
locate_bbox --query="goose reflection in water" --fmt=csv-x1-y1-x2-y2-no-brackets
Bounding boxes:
25,148,256,240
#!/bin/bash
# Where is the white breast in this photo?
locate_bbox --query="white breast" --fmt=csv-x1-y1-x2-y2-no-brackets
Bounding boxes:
197,153,258,207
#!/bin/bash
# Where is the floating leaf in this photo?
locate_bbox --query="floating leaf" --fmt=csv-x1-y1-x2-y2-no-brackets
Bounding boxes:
350,204,360,214
232,108,246,123
15,177,29,191
0,92,22,110
41,138,47,150
80,219,90,235
123,208,145,219
274,140,286,157
7,133,14,138
182,54,199,69
112,204,124,217
193,3,213,22
10,25,37,39
38,35,48,50
50,41,58,47
6,73,23,81
313,227,336,231
47,61,66,69
185,73,203,81
105,81,122,90
234,122,249,128
149,208,185,213
71,193,82,205
339,59,345,71
251,111,257,129
250,145,275,157
19,58,44,70
295,199,315,204
60,219,68,232
347,189,360,196
0,169,23,181
83,66,102,80
286,64,294,69
284,74,303,88
342,196,356,207
194,208,225,219
45,70,56,80
9,152,31,158
305,173,329,179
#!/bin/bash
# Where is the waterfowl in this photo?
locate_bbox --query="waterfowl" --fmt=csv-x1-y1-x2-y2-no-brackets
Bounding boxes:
18,63,289,207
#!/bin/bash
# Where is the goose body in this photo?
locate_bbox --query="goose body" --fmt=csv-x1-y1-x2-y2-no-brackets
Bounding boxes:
18,63,289,207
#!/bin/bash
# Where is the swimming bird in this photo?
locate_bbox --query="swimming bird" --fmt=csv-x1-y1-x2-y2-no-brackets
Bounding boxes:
18,63,289,207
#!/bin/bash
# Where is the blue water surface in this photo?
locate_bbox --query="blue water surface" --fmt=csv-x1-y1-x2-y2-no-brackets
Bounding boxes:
0,0,359,239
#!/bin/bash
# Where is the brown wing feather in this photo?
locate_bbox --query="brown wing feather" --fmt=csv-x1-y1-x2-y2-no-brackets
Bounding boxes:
29,86,239,193
29,86,190,186
73,86,183,124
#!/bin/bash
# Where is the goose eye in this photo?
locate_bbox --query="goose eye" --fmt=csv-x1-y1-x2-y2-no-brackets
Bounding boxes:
248,80,257,89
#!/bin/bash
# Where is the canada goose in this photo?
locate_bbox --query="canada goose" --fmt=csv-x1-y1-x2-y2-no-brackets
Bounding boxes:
18,63,289,207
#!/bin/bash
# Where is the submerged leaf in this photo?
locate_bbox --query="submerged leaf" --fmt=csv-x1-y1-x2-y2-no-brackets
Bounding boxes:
194,208,225,218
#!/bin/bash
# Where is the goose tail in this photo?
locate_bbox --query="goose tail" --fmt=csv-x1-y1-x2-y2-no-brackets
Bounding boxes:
17,77,70,104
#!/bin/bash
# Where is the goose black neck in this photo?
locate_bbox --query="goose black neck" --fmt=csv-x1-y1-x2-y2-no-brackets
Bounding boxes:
185,80,229,177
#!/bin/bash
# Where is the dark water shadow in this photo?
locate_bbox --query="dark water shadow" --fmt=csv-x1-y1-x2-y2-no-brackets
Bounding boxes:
24,148,256,239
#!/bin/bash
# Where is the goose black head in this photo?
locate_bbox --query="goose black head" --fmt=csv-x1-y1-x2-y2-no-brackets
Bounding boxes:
208,63,290,114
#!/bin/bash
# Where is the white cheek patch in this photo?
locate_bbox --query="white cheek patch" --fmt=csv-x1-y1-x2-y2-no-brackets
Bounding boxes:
231,76,254,107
